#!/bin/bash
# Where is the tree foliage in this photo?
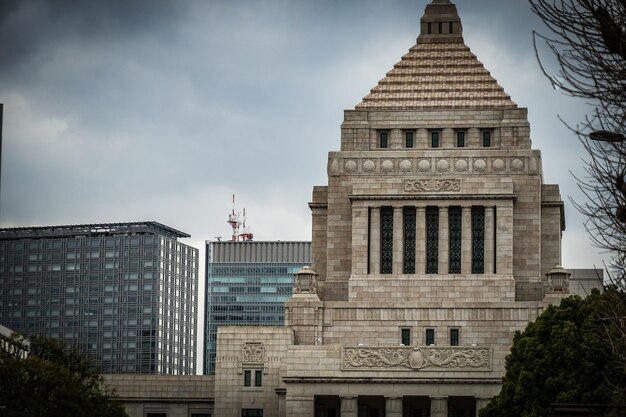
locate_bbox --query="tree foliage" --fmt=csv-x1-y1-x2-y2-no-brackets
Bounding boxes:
530,0,626,279
480,289,626,417
0,335,128,417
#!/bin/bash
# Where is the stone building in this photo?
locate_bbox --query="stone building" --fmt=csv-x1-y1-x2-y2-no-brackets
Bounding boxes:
213,1,598,416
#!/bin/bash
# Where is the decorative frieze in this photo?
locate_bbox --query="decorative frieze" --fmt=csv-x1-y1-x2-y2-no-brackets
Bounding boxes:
242,342,265,364
404,179,461,193
342,346,491,371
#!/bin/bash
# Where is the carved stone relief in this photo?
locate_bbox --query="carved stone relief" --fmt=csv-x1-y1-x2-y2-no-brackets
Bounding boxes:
344,160,358,172
404,179,461,193
342,346,491,371
511,158,524,171
363,160,376,172
436,159,450,172
242,342,265,364
492,158,505,171
454,158,468,171
473,158,487,171
417,159,431,172
399,159,413,172
381,160,394,172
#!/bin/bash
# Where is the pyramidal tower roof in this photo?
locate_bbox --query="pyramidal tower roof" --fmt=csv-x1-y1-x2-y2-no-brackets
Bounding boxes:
356,0,517,110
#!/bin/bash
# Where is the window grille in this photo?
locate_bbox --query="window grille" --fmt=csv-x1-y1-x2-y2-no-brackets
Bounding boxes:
472,207,485,274
449,207,462,274
426,208,439,274
403,208,416,274
380,208,394,274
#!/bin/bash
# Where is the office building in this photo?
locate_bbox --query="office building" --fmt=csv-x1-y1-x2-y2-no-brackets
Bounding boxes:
0,221,198,374
204,240,310,374
211,1,601,416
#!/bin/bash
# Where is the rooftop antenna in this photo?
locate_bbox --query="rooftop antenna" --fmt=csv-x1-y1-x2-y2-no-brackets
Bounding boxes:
227,194,253,241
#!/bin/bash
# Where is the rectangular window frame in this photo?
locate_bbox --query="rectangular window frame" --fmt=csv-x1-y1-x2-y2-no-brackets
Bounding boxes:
430,130,440,148
403,207,416,274
244,370,251,387
242,410,263,417
405,131,414,148
482,130,492,147
379,131,389,149
456,130,466,148
380,207,394,274
426,207,439,274
448,207,462,274
425,328,436,346
401,328,411,346
472,206,485,274
254,370,262,387
450,328,460,346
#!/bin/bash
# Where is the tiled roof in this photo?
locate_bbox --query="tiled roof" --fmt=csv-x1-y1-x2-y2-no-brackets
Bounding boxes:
356,1,517,110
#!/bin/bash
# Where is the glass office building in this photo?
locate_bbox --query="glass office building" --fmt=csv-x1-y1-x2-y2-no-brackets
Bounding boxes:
204,241,310,374
0,222,198,374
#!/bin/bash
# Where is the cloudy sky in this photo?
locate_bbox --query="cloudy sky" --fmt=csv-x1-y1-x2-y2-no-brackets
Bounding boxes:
0,0,605,369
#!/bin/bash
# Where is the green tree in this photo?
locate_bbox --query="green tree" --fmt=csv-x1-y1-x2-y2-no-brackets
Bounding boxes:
480,289,626,417
0,335,128,417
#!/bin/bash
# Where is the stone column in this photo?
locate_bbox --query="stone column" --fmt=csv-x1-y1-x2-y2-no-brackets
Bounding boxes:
438,206,449,274
370,207,380,274
496,203,514,275
385,397,403,417
476,397,493,413
341,396,358,417
430,397,448,417
485,206,495,274
393,206,404,274
275,388,286,417
415,207,425,274
351,205,369,275
461,206,472,274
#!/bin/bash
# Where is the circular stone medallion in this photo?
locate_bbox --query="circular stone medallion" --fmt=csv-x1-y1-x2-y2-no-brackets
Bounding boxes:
417,159,431,172
408,349,425,370
473,159,487,171
454,159,468,171
492,158,505,171
363,160,376,172
511,158,524,171
381,160,394,172
399,159,412,172
344,160,357,172
436,159,450,172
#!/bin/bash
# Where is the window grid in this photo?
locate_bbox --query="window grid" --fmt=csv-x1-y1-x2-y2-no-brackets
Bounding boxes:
379,132,389,149
426,208,439,274
403,208,416,274
456,131,465,147
380,208,394,274
450,329,459,346
430,131,440,148
425,328,435,346
405,131,414,148
401,328,411,346
482,130,492,147
472,207,485,274
255,370,262,386
449,208,462,274
244,370,251,387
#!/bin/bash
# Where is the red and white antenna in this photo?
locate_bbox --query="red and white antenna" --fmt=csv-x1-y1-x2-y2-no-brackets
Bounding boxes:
227,194,254,241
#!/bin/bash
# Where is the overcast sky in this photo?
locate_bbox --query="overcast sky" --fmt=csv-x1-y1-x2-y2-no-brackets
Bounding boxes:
0,0,606,371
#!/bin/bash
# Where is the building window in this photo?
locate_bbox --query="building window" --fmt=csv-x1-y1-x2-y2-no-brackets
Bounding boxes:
456,130,465,147
380,208,394,274
450,329,459,346
449,207,462,274
379,131,389,148
430,131,440,148
242,410,263,417
403,207,416,274
438,22,443,34
482,130,492,147
425,328,435,346
426,207,439,274
472,207,485,274
244,370,251,387
449,22,454,34
401,328,411,346
255,370,262,386
428,22,432,34
405,131,414,148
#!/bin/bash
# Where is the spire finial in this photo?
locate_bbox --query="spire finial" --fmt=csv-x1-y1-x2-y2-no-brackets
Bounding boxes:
418,0,463,43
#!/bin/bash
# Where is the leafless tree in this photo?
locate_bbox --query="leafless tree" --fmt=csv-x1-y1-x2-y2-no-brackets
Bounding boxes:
530,0,626,282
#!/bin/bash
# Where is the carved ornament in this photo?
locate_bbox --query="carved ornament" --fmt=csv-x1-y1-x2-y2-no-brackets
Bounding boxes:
342,346,491,371
404,179,461,193
242,342,265,363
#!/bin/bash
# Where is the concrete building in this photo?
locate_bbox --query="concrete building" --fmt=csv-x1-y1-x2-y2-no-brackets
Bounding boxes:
0,221,198,374
211,1,602,416
204,241,311,374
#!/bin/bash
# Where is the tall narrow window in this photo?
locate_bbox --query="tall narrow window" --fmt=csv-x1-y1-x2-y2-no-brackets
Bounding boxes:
255,370,262,386
426,207,439,274
482,130,492,147
450,328,459,346
449,22,454,34
380,208,394,274
379,131,389,148
405,131,414,148
449,207,462,274
403,207,416,274
472,207,485,274
244,370,251,386
425,328,435,345
456,130,465,147
438,22,443,34
401,328,411,346
428,22,432,34
431,131,440,148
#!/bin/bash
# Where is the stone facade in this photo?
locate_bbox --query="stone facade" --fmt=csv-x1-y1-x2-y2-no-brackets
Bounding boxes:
213,1,598,416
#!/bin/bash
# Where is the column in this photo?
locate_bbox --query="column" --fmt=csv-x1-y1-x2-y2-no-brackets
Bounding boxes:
438,206,449,275
461,206,472,274
341,396,358,417
385,397,403,417
286,395,314,417
275,388,286,417
496,203,514,275
430,397,448,417
415,207,426,274
476,397,493,413
370,207,380,274
393,207,404,274
485,207,495,274
351,205,369,275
